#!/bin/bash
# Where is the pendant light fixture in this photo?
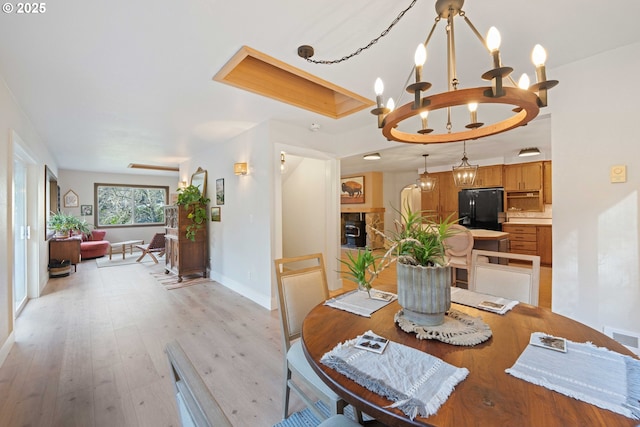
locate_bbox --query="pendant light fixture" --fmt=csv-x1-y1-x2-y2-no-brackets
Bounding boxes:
452,141,478,187
369,0,558,145
417,154,437,192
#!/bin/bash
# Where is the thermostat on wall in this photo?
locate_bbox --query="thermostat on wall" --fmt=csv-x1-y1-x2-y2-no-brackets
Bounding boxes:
610,165,627,183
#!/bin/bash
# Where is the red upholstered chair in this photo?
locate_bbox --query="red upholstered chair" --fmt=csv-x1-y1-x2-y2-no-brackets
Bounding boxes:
135,233,166,263
80,230,110,259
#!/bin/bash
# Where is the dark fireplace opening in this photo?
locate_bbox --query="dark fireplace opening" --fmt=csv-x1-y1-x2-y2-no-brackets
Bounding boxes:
342,213,366,248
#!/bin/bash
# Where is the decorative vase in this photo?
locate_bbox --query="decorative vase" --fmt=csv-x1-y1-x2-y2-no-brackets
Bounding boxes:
397,262,452,326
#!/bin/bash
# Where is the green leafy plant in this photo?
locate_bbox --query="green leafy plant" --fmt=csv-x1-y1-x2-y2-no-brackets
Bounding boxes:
176,184,211,241
48,211,92,237
341,203,458,292
339,248,379,295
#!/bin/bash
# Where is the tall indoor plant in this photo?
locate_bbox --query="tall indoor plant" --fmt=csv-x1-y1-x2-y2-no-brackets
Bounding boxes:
176,184,211,241
343,204,457,326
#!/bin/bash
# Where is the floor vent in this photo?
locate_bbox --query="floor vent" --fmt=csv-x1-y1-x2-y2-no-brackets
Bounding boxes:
603,326,640,356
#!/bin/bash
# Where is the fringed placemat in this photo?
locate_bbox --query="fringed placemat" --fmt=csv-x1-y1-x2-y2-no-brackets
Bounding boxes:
322,330,469,420
395,308,492,346
506,332,640,420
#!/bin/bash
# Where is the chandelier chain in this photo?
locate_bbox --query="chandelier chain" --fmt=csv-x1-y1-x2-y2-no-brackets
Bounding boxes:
304,0,418,65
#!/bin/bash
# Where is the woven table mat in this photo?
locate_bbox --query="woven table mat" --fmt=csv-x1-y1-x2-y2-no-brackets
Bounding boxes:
395,308,492,346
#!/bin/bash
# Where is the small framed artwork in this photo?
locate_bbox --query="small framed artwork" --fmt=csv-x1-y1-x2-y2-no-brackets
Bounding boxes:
80,205,93,216
529,332,567,353
63,190,79,208
340,176,365,204
211,207,221,222
216,178,225,205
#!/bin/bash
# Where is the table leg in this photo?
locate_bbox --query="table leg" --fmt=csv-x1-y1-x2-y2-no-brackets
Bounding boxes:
122,244,126,260
109,246,113,260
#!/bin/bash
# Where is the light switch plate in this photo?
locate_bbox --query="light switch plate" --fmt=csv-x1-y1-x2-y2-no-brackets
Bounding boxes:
610,165,626,183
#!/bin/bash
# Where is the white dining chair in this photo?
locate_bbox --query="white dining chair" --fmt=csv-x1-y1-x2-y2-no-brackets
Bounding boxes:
444,224,475,287
469,249,541,306
274,253,362,423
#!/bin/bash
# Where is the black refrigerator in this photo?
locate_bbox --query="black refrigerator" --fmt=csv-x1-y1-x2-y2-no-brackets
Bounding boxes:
458,187,504,230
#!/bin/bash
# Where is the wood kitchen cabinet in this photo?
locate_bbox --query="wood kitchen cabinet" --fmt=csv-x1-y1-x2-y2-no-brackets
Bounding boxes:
463,165,503,188
502,223,552,266
537,225,552,265
543,161,552,204
504,162,543,191
421,171,459,221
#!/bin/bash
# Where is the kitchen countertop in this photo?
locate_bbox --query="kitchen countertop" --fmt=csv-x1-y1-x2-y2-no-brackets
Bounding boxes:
504,220,552,226
469,229,510,240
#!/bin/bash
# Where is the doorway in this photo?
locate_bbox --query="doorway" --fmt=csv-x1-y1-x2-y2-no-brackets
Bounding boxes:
12,137,33,317
400,184,421,221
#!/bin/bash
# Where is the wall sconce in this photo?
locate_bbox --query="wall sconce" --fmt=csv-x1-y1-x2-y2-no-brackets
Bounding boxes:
234,162,248,175
178,180,188,189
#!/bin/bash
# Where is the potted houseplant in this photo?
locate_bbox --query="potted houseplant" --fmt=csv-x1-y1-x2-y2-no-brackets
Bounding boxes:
343,203,457,326
176,184,211,241
48,211,91,238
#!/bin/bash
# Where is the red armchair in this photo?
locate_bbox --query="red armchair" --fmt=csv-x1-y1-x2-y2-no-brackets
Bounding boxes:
81,230,110,259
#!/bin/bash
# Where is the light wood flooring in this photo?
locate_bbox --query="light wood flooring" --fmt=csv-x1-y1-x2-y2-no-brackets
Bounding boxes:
1,251,552,427
0,260,300,427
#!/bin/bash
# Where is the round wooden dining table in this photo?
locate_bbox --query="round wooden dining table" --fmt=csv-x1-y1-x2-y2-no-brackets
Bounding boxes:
301,286,639,426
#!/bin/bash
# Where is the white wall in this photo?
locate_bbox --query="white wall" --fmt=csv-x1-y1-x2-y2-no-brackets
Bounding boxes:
182,122,274,309
282,156,327,258
57,169,178,243
552,41,640,334
0,76,57,364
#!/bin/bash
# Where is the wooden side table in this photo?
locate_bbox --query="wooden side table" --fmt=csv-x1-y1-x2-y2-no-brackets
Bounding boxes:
49,237,81,272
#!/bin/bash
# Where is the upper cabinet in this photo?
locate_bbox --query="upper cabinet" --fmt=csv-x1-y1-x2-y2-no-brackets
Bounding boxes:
503,162,543,191
465,165,503,189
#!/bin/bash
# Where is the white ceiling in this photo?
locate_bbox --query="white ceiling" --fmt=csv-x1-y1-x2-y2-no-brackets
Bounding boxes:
1,0,639,176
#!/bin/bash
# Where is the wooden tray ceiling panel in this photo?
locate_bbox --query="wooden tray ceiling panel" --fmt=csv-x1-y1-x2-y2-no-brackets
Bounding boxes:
213,46,374,119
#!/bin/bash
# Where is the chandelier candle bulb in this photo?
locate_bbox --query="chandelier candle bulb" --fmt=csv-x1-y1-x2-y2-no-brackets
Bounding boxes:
532,44,547,82
518,73,530,89
414,44,427,82
387,98,395,112
374,78,385,108
418,110,433,134
486,27,502,68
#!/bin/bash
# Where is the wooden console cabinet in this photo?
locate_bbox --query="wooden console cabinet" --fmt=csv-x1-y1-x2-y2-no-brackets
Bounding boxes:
164,205,208,282
49,237,81,272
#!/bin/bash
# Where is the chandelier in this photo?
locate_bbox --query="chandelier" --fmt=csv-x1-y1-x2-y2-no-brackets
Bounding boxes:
417,154,437,192
371,0,558,144
452,141,477,186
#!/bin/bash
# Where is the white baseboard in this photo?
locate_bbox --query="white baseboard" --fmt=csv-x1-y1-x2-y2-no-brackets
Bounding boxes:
0,332,15,367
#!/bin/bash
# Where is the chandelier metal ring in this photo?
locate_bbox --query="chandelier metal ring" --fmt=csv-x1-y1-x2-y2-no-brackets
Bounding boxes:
381,86,540,144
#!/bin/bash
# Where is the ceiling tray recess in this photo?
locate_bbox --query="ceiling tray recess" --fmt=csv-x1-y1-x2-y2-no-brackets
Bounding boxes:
213,46,374,119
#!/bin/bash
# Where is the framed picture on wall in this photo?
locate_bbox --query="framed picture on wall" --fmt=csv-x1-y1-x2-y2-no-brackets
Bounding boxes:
216,178,225,205
80,205,93,216
211,207,221,222
340,176,365,204
63,190,79,208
